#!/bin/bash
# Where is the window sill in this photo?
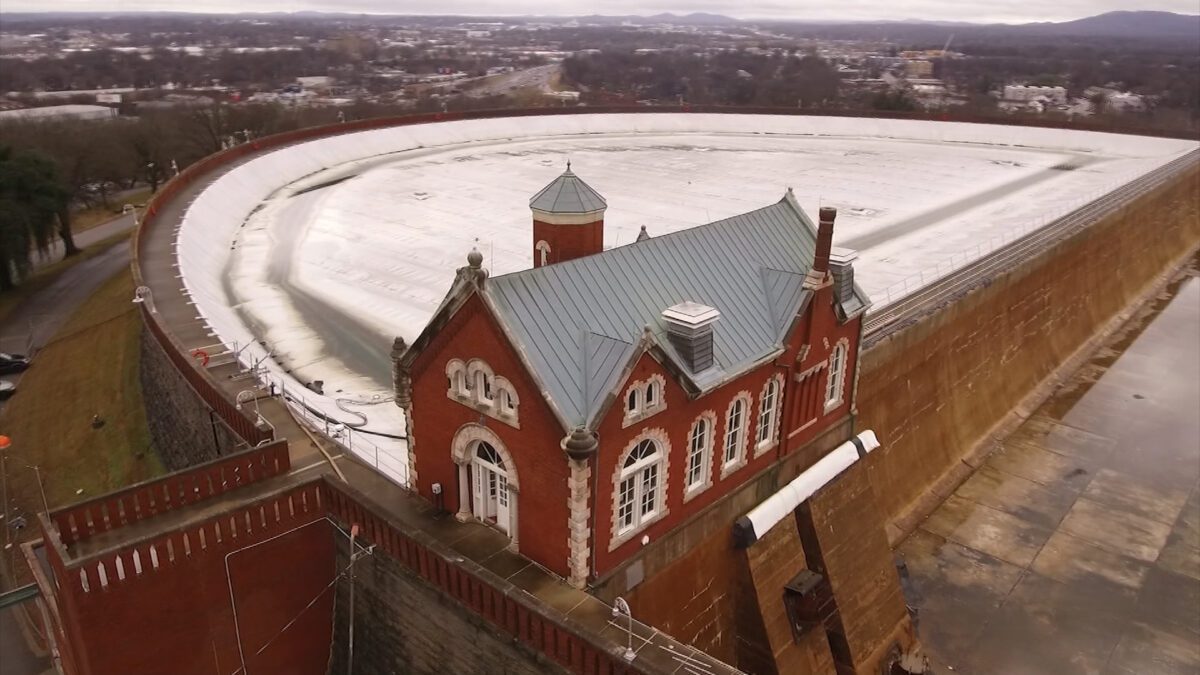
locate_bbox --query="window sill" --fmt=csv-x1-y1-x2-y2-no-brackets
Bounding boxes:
447,390,520,428
823,399,843,415
720,457,748,480
683,480,713,504
753,439,778,458
621,404,666,429
608,508,669,552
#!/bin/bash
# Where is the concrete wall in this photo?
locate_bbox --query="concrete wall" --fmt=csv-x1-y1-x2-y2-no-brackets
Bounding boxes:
139,330,244,469
327,537,570,675
858,166,1200,537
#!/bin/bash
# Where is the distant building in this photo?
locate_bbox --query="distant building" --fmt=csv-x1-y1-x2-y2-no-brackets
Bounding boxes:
904,60,934,79
1003,85,1068,105
296,76,332,90
0,104,116,122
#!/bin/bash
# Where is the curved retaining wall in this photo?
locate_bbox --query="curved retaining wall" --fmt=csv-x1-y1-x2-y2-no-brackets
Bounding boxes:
857,164,1200,538
132,104,1200,500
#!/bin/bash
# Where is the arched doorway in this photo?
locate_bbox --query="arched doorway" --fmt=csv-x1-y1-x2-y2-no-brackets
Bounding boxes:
470,441,510,533
451,424,520,550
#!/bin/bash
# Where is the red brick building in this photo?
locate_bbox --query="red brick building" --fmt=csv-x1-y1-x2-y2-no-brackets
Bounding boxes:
397,166,870,588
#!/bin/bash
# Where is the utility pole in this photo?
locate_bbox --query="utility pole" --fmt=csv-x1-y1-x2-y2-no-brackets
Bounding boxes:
1,436,11,574
347,523,359,675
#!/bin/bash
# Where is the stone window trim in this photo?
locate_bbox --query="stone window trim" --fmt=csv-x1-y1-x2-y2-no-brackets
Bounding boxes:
683,410,718,503
446,358,520,428
621,373,667,428
720,391,753,479
536,239,551,266
608,427,671,552
824,338,850,413
754,373,785,458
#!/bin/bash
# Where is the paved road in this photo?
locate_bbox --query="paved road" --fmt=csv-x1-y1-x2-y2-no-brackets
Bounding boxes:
0,603,51,675
32,212,136,271
1,221,133,412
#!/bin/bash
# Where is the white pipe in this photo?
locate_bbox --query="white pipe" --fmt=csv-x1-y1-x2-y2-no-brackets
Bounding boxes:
734,430,879,547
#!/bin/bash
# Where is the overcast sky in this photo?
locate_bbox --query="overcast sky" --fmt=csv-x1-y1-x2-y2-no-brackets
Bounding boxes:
5,0,1198,24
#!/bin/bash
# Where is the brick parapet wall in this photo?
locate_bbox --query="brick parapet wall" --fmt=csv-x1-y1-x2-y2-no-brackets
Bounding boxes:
320,478,655,675
48,440,290,548
38,479,332,675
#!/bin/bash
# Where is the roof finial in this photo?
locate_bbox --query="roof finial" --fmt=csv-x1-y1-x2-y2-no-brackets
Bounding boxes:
566,158,572,172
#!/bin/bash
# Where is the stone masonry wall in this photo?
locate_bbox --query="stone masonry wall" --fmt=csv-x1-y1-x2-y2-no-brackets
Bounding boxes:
857,166,1200,536
327,536,571,675
139,330,243,470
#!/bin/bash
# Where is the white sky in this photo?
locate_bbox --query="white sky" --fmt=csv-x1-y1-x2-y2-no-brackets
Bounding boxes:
4,0,1198,24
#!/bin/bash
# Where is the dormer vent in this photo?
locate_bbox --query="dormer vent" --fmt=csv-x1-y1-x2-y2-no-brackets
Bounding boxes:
829,247,858,303
662,302,720,372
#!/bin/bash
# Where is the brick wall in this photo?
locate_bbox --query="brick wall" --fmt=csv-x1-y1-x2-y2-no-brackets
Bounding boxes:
593,287,862,577
409,292,573,576
43,480,335,675
532,218,604,265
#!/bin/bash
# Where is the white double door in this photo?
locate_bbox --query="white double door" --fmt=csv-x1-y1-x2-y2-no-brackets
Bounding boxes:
471,448,510,534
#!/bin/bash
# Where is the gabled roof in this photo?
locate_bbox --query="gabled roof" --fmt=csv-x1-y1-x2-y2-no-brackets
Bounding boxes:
486,190,859,429
529,165,607,214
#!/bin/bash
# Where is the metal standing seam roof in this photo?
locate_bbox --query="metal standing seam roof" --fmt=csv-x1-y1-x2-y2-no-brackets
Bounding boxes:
486,190,835,429
528,166,608,214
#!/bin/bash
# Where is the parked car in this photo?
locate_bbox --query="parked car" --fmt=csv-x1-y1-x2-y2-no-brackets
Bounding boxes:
0,353,29,374
0,379,15,400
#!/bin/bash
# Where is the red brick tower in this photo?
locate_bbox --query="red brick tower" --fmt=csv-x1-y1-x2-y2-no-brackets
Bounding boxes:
530,162,607,267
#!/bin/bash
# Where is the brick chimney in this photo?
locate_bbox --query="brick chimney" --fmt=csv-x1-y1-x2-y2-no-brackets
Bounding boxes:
814,206,836,275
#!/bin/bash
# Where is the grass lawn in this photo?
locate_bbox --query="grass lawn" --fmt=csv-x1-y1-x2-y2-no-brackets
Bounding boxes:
0,230,132,327
1,269,161,580
70,188,153,234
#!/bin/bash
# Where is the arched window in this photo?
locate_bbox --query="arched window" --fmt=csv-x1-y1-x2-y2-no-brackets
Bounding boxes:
476,441,505,468
447,360,519,427
756,376,781,451
616,438,663,535
825,340,848,410
685,413,715,496
535,240,551,266
622,375,667,428
445,359,467,397
723,394,751,473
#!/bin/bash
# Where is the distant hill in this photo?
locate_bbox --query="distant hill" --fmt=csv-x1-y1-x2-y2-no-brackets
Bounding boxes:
1019,10,1200,39
571,12,739,26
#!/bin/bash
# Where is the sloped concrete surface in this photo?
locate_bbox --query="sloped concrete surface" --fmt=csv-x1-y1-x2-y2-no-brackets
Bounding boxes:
899,257,1200,674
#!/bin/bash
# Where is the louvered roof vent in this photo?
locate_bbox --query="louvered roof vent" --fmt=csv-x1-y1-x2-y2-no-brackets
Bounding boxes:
662,302,720,372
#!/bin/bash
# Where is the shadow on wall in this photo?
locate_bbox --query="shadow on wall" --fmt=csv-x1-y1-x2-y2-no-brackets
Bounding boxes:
856,166,1200,539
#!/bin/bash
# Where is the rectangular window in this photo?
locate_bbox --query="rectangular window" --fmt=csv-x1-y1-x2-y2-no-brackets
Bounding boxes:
758,380,778,444
617,477,635,531
725,401,744,465
640,466,658,516
826,343,847,408
687,421,707,488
